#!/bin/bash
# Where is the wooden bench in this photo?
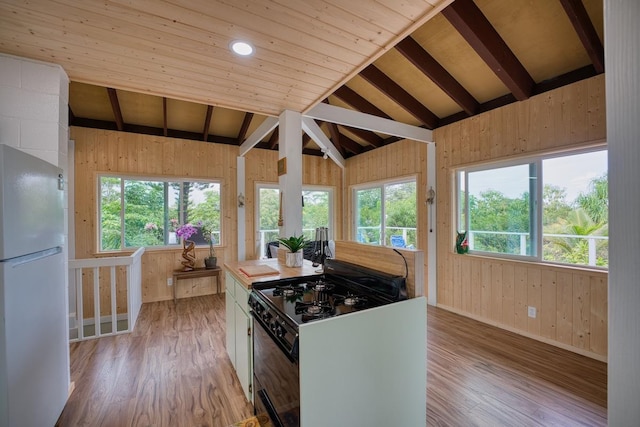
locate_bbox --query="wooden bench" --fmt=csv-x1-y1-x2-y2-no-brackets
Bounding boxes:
172,267,221,303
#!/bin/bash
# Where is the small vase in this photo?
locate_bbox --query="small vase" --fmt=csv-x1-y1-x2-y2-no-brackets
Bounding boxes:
285,250,303,268
181,239,196,271
204,256,217,269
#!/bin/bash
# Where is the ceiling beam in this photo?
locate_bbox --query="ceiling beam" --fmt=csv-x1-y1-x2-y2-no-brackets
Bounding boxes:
337,134,365,156
106,88,124,131
302,133,312,149
326,121,346,157
237,112,254,144
395,37,479,115
340,125,384,148
203,105,214,141
442,0,535,101
302,117,345,168
360,65,439,129
306,103,433,143
269,128,280,150
162,97,168,137
332,86,392,119
239,116,279,156
559,0,604,73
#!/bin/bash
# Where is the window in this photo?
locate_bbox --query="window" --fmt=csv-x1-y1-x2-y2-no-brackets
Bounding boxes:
99,176,221,251
256,185,334,258
353,179,417,248
456,148,608,268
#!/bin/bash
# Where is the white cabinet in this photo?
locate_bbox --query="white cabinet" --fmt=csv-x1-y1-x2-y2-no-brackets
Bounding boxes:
224,271,253,403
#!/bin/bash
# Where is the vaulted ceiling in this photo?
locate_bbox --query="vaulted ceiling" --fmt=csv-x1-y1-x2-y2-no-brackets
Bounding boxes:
0,0,604,158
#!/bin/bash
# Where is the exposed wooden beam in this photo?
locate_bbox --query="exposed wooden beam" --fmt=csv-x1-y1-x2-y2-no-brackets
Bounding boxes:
69,116,238,145
268,128,279,150
559,0,604,73
360,65,439,129
396,37,479,115
340,125,384,148
162,97,168,137
439,65,597,126
326,121,346,157
239,116,279,156
332,86,392,119
106,88,124,131
337,134,365,156
203,105,214,141
306,103,433,143
302,133,312,149
237,112,254,144
442,0,534,101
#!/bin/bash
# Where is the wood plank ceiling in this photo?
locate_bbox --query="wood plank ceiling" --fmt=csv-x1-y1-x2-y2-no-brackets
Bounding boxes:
0,0,604,158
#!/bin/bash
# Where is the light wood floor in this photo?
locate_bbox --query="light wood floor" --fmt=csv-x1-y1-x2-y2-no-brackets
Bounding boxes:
56,294,607,426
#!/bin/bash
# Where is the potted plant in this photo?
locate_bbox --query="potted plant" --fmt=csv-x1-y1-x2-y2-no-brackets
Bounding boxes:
198,221,217,269
277,234,307,267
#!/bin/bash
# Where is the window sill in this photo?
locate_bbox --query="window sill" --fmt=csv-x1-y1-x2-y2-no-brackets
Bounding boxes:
452,251,608,275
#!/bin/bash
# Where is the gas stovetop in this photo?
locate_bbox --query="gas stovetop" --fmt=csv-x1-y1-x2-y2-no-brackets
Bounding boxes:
253,277,392,326
248,259,407,357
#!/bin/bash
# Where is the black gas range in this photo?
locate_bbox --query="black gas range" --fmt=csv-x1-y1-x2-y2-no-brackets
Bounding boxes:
249,258,407,427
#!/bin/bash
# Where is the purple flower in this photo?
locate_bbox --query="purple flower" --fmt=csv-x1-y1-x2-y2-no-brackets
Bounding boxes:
176,223,198,240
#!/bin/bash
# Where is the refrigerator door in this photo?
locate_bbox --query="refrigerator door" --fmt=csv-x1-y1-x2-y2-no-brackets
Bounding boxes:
0,145,64,261
0,248,68,427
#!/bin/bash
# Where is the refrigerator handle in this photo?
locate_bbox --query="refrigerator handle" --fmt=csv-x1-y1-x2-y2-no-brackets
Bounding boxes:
5,247,62,267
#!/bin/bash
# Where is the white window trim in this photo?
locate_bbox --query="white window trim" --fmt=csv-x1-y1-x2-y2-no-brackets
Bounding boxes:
454,146,608,270
351,175,418,247
97,173,223,252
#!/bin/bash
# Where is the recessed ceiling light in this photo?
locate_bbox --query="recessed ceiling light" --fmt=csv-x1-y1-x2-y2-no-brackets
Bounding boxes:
230,40,254,56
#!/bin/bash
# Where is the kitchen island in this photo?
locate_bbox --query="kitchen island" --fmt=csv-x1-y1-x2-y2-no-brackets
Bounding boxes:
225,257,427,427
223,258,321,403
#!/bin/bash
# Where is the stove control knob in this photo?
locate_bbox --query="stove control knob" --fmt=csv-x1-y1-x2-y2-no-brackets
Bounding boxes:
262,312,272,323
254,303,264,315
270,320,278,332
276,325,286,338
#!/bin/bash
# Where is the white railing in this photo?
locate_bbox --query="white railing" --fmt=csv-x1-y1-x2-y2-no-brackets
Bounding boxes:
355,226,417,247
68,247,145,341
468,230,608,266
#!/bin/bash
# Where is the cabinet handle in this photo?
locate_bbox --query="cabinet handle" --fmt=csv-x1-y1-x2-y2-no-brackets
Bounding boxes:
247,327,251,336
249,384,252,393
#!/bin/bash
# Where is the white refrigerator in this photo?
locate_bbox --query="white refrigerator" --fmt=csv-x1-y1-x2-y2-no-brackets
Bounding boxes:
0,145,69,427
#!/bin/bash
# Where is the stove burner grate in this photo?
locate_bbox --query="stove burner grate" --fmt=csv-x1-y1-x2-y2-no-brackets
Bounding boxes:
334,293,369,308
295,301,334,319
273,284,304,297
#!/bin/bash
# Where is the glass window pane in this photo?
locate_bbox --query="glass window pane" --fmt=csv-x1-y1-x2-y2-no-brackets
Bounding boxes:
100,177,122,250
258,188,280,258
124,180,166,248
384,182,416,248
468,164,532,255
302,190,330,241
355,188,381,244
184,182,221,245
542,151,608,267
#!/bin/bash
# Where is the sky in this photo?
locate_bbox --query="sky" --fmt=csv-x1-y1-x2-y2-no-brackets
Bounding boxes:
468,150,607,203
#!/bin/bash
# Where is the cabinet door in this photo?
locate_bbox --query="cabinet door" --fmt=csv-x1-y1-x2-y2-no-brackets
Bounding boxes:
225,289,236,368
234,304,253,403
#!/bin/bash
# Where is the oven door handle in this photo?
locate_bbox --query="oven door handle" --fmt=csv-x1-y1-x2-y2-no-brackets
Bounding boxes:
250,311,298,363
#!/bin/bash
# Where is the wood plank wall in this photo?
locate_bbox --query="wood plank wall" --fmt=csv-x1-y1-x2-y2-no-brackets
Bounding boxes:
243,148,343,260
71,127,342,308
71,127,239,307
344,139,429,294
333,241,424,298
433,75,608,360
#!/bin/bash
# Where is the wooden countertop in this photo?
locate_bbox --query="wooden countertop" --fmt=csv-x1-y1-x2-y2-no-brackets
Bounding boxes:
224,258,321,289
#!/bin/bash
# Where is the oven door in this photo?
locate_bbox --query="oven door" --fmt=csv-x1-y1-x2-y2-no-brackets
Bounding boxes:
252,314,300,427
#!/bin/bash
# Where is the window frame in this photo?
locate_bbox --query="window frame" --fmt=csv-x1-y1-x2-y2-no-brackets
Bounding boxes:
254,183,335,258
455,146,608,269
97,173,223,252
351,175,418,247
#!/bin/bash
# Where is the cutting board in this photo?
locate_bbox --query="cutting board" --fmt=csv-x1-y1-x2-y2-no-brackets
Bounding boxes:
239,265,280,277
